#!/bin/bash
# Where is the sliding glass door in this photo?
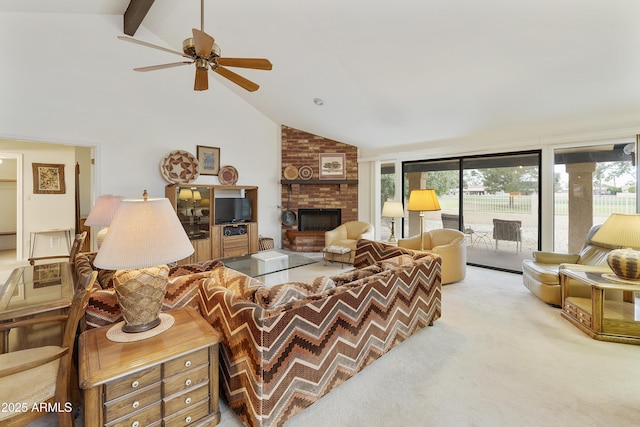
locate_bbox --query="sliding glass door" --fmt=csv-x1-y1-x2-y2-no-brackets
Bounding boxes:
403,151,540,272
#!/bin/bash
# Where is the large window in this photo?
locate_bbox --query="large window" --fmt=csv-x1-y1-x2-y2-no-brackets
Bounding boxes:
403,151,540,272
553,142,637,252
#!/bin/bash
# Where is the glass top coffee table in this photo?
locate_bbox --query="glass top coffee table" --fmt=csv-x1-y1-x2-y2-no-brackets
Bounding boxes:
222,249,317,278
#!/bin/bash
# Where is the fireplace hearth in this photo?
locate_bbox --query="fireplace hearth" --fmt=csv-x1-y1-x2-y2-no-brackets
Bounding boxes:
298,209,341,231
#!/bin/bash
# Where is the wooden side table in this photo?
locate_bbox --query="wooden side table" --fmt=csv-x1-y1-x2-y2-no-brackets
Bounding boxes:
559,268,640,345
79,307,222,427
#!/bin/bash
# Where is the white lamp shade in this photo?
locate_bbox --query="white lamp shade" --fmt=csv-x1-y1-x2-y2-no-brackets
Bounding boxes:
382,201,404,218
407,189,441,212
94,198,194,269
85,195,124,226
192,190,202,201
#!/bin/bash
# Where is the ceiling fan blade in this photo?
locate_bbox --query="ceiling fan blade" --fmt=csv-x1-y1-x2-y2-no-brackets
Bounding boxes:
217,58,273,70
117,35,191,59
214,66,260,92
133,61,193,72
192,28,214,57
194,68,209,91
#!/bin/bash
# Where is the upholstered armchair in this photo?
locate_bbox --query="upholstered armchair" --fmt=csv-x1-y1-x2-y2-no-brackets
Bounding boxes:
397,228,466,284
522,224,621,306
325,221,374,263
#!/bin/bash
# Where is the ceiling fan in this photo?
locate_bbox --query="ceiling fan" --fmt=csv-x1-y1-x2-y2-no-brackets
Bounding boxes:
117,0,272,92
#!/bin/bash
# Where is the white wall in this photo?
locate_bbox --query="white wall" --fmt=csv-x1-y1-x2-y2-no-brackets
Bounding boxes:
0,12,282,258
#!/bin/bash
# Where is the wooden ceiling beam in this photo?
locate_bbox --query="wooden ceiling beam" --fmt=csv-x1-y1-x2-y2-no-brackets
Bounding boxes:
123,0,155,36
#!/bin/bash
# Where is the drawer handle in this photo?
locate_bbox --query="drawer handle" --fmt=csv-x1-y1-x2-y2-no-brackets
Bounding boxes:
132,422,139,427
185,379,192,387
185,360,192,368
185,397,192,404
185,416,192,423
132,401,140,409
131,380,139,388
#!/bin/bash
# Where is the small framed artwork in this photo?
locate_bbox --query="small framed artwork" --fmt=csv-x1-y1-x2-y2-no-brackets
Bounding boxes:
197,145,221,176
32,163,66,194
319,153,346,180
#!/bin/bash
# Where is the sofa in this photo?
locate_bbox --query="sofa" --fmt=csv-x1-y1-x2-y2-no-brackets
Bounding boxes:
324,221,374,263
198,239,442,427
522,224,621,306
75,253,221,329
397,228,467,284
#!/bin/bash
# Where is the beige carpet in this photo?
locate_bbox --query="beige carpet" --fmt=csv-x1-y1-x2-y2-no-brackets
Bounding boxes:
24,257,640,427
217,261,640,427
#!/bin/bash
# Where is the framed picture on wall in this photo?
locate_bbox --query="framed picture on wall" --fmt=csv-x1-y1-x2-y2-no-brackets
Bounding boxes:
319,153,346,179
32,163,66,194
197,145,221,176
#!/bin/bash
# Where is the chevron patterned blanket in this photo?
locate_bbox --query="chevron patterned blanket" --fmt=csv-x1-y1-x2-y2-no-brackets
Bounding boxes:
199,239,442,426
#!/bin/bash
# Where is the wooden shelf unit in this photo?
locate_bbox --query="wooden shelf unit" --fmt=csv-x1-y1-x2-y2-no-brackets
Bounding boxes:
166,184,259,262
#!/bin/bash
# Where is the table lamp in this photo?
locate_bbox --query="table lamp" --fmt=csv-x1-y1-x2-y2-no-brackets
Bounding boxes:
590,213,640,281
84,195,124,249
93,191,194,332
407,189,441,251
382,201,404,243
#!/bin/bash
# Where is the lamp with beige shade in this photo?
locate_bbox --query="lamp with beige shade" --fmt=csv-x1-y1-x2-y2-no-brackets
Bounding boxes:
84,194,124,249
590,213,640,282
382,201,404,243
93,191,194,333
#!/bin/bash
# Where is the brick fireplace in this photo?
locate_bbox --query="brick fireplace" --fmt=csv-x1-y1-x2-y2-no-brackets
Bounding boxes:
281,126,358,252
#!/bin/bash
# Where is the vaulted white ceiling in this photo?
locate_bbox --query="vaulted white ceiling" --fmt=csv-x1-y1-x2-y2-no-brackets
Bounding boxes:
2,0,640,152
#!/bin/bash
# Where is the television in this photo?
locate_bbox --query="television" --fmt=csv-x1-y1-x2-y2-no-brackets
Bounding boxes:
214,198,252,224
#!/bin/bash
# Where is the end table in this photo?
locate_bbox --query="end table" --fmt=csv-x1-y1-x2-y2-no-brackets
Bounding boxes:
560,268,640,345
79,307,222,426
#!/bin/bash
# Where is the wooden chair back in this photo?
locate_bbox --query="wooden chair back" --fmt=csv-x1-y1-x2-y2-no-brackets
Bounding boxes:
28,231,87,266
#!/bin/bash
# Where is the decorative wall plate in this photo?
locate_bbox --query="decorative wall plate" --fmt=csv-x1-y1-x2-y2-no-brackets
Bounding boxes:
298,165,313,180
160,150,200,184
283,165,298,180
218,165,239,185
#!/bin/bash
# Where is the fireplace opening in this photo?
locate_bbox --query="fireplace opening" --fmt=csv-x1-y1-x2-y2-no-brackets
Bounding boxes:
298,209,341,231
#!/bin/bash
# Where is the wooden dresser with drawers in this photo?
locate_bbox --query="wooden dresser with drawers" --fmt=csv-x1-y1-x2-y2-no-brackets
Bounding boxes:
79,307,221,427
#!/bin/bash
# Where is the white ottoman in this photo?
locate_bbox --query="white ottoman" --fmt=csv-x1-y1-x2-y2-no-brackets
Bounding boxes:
322,245,352,268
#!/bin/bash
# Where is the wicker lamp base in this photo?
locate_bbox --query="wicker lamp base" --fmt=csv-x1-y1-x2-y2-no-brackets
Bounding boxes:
607,248,640,281
114,265,170,333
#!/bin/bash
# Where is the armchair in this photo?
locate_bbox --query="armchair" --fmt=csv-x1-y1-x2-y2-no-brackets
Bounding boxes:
522,224,621,306
0,271,98,426
325,221,374,264
441,213,475,244
492,219,522,253
397,228,466,284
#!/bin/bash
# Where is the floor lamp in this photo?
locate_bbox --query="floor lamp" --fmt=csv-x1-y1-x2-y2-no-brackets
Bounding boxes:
407,189,441,251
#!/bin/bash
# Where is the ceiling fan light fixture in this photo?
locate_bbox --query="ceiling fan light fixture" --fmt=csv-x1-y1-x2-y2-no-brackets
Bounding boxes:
195,58,209,70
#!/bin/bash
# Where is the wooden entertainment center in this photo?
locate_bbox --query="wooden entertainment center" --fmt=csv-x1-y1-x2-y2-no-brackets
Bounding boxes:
166,184,259,263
